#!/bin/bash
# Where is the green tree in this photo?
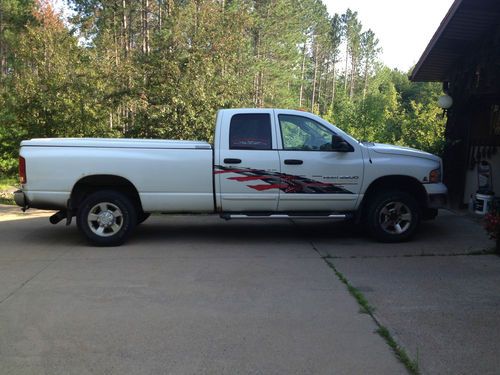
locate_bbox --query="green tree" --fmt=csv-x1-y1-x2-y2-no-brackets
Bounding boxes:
328,13,342,109
360,29,379,100
0,1,114,174
0,0,447,177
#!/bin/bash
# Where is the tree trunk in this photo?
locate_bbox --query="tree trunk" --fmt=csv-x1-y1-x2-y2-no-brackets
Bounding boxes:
259,71,264,107
349,55,356,99
194,0,200,34
362,60,369,101
253,29,263,107
318,63,324,113
112,7,119,66
299,42,306,108
344,43,349,92
122,0,128,57
330,60,336,110
141,0,146,54
253,70,264,107
145,0,149,54
167,0,173,16
127,1,132,53
0,1,6,77
311,39,319,112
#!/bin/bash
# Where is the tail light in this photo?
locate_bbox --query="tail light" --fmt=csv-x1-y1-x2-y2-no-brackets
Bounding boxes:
19,156,26,184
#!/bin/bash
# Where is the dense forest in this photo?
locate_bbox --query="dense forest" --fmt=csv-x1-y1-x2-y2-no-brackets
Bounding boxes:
0,0,445,176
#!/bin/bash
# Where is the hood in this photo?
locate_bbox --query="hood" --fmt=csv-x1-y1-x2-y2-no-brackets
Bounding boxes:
362,142,440,162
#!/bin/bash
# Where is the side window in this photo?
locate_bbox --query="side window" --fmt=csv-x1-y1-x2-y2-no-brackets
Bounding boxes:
229,113,272,150
279,115,333,151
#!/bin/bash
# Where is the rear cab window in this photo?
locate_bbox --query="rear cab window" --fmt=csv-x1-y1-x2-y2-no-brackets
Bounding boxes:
229,114,272,150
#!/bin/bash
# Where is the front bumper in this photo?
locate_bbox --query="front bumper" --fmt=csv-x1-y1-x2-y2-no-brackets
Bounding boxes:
14,190,28,210
428,193,448,209
423,183,448,209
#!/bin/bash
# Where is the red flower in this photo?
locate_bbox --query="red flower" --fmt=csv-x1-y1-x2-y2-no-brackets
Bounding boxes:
484,210,500,240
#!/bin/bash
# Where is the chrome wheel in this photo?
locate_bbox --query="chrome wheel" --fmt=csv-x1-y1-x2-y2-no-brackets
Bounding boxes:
379,201,412,235
87,202,124,237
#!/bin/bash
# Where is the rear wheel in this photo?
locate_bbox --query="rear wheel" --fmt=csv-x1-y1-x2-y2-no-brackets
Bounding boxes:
76,190,137,246
366,190,420,242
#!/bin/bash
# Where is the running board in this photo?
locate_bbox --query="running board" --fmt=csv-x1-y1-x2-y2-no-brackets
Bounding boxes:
221,213,350,220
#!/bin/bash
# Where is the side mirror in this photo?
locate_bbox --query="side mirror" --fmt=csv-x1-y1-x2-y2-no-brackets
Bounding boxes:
331,134,353,152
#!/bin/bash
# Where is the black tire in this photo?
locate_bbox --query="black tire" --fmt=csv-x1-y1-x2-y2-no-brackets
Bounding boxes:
76,190,137,246
422,208,438,221
137,212,151,225
366,190,421,243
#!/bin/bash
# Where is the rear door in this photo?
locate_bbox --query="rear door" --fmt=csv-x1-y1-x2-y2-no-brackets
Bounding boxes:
216,110,281,212
275,111,363,212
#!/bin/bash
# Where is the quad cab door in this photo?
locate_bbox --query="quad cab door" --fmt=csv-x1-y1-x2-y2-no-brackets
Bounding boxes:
215,110,281,212
275,111,364,212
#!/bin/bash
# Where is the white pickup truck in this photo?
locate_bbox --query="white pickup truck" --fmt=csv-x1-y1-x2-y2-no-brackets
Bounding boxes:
15,108,447,246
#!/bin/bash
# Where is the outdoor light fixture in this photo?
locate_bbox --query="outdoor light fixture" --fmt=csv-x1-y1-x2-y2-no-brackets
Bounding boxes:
438,94,453,109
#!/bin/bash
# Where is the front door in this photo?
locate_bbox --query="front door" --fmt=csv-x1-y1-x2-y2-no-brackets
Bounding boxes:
216,111,281,212
276,113,363,212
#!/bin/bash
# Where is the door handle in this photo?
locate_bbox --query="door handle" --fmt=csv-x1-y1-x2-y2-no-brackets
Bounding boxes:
224,158,242,164
284,159,303,165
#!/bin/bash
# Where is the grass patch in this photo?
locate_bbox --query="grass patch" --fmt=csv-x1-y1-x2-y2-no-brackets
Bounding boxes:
325,260,374,314
0,176,17,205
324,258,420,374
0,196,15,205
0,176,17,191
0,190,16,205
465,249,496,256
325,248,496,260
377,326,419,375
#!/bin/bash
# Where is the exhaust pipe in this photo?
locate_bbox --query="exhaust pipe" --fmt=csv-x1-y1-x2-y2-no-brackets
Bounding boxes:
49,210,67,225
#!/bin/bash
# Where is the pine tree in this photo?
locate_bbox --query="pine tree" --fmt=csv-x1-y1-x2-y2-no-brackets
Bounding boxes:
0,0,447,176
360,29,380,101
328,13,342,109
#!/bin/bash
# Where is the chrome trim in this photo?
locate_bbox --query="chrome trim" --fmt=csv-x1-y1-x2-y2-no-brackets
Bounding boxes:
227,214,347,219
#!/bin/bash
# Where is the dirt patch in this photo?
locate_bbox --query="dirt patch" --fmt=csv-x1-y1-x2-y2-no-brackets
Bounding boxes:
0,190,15,205
0,204,54,222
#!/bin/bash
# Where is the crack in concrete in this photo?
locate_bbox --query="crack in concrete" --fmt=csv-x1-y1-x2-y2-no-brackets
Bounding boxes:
0,248,72,306
322,249,496,260
290,219,421,374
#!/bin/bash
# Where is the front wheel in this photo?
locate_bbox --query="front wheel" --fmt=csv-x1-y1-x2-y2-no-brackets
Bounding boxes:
366,190,421,243
76,190,137,246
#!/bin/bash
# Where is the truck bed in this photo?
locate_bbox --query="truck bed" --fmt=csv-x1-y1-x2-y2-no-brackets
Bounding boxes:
20,138,214,212
21,138,212,150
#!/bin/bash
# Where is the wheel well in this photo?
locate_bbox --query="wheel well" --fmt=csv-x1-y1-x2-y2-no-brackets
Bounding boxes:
359,175,427,216
71,175,142,212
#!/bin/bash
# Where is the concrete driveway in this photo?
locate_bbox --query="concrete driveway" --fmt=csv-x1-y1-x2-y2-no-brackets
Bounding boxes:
305,210,498,375
0,205,405,375
0,206,497,374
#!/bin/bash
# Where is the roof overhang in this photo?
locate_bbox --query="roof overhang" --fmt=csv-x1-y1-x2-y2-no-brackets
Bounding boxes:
410,0,500,82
